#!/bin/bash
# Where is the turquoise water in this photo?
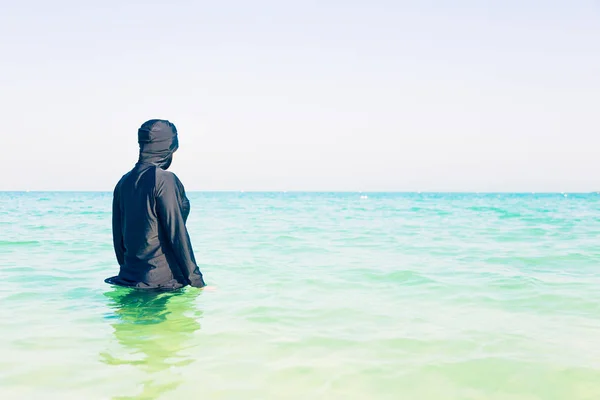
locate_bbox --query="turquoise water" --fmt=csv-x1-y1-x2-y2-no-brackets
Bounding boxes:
1,192,600,399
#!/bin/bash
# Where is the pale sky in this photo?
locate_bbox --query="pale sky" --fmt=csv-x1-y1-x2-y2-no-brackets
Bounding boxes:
1,0,599,192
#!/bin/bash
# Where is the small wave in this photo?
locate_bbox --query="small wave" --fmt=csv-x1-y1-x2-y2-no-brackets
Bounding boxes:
0,240,41,247
349,269,437,286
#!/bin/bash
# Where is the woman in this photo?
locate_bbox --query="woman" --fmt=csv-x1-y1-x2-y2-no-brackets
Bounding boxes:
105,119,206,290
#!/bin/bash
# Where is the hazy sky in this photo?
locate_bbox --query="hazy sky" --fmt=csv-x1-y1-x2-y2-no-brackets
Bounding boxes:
1,0,599,191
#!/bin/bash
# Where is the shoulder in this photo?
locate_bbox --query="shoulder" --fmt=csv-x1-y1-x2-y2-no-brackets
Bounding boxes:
155,168,181,185
155,168,185,193
113,172,130,195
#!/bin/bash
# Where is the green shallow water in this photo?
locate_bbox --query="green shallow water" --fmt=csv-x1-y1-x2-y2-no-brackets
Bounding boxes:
1,192,600,399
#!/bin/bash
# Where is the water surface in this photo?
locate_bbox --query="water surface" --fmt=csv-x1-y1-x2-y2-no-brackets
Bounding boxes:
1,192,599,399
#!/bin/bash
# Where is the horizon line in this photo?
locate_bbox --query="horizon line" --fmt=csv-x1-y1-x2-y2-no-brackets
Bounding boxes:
0,190,598,194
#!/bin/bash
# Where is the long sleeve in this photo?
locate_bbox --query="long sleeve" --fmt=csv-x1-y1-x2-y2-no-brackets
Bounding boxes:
156,172,206,288
112,183,125,266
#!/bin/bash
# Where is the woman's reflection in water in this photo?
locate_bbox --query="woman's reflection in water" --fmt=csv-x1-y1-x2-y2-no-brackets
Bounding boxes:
102,288,202,399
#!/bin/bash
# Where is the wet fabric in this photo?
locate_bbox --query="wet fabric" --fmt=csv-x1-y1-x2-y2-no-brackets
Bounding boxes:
105,119,206,290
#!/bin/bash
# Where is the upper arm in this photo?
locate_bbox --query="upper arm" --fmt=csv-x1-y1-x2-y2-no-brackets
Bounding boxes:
112,179,125,264
155,171,187,233
112,178,124,223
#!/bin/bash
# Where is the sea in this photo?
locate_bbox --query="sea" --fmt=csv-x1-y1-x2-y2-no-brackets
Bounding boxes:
1,191,599,400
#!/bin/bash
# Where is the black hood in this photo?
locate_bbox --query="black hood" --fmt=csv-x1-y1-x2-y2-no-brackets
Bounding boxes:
137,119,179,170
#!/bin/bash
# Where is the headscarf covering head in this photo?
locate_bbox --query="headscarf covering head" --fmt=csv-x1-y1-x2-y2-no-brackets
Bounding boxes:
137,119,179,170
